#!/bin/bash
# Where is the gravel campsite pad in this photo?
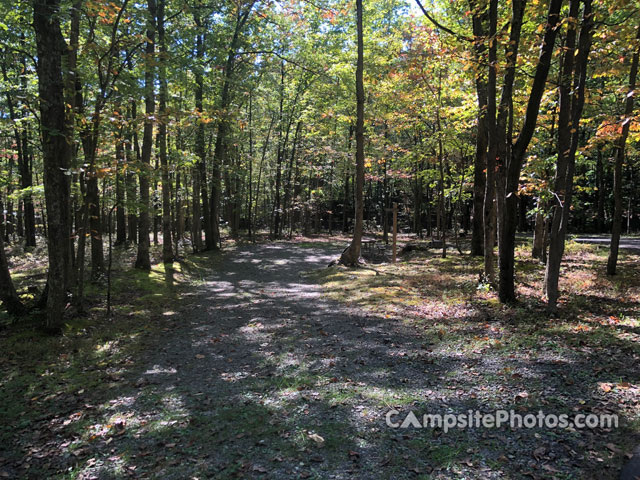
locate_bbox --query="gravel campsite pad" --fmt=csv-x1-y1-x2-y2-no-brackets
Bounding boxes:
1,240,639,479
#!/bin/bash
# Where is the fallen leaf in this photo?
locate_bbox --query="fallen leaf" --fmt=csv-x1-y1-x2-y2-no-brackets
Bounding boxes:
606,443,622,454
599,383,613,393
308,433,324,446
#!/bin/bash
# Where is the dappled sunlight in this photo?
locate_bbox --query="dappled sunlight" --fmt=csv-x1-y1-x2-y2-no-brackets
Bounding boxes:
2,241,638,478
143,365,178,375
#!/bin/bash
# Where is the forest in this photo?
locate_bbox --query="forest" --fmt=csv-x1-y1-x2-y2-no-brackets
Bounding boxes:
0,0,639,478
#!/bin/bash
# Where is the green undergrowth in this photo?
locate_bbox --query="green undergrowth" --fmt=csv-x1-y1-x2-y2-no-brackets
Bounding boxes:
0,244,223,473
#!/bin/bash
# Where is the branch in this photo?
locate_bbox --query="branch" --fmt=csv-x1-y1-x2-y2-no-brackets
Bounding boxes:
0,43,37,66
414,0,473,42
235,50,337,83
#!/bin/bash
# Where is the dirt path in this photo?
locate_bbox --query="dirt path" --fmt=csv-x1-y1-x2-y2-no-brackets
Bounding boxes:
126,241,429,478
11,242,635,479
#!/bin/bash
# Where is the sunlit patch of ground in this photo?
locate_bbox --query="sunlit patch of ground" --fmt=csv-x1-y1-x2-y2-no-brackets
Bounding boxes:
310,237,640,478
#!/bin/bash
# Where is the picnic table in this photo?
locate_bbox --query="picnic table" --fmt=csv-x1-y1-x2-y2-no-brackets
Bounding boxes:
362,238,377,252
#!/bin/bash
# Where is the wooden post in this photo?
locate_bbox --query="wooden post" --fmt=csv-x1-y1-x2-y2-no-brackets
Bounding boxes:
392,202,398,263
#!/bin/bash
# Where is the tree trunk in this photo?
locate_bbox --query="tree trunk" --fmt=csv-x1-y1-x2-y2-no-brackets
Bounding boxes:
33,0,72,330
545,0,593,308
115,127,127,246
210,5,255,249
86,151,104,278
192,13,212,250
135,0,156,270
340,0,365,266
494,0,525,302
532,208,545,260
125,101,138,244
470,0,488,256
283,121,302,237
157,0,173,263
247,91,254,240
483,0,498,284
595,149,605,232
272,61,285,239
607,23,639,275
496,0,564,302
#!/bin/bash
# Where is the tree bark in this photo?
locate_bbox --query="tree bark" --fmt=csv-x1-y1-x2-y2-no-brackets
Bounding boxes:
545,0,594,308
157,0,173,263
469,0,488,257
606,23,639,275
532,208,545,260
340,0,365,266
483,0,498,284
115,126,127,246
33,0,72,330
495,0,525,302
193,12,210,251
496,0,564,302
607,28,640,275
126,101,139,244
135,0,156,270
210,4,255,248
595,149,605,232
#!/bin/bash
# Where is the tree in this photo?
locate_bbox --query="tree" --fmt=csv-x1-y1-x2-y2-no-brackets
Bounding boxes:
544,0,594,309
469,0,488,257
157,0,173,263
135,0,156,270
33,0,72,330
494,0,564,303
340,0,365,266
607,23,639,276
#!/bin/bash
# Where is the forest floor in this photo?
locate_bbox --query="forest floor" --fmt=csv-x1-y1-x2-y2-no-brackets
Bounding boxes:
1,235,639,479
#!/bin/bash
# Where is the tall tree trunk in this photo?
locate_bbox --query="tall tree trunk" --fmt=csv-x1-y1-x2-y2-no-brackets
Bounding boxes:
247,90,254,240
157,0,173,263
470,0,488,256
21,129,36,248
340,0,365,266
606,23,639,275
85,141,104,278
193,13,210,250
126,101,139,244
115,127,127,246
272,61,285,239
483,0,498,284
283,121,302,236
595,149,605,232
210,5,255,249
342,125,353,233
544,0,593,308
495,0,525,301
33,0,72,329
496,0,564,302
135,0,156,270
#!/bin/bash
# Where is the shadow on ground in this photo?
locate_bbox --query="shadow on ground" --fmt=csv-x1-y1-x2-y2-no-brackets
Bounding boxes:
1,241,638,479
